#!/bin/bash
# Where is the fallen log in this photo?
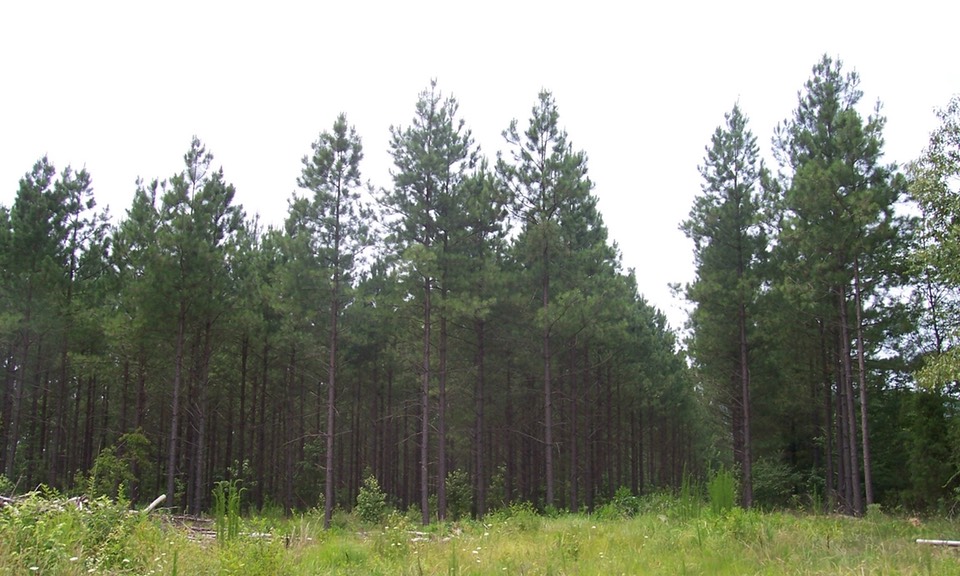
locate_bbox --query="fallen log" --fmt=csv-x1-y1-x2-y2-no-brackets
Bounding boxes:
141,494,166,514
916,538,960,547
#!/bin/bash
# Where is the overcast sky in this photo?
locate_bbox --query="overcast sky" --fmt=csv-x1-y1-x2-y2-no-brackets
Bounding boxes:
2,1,957,329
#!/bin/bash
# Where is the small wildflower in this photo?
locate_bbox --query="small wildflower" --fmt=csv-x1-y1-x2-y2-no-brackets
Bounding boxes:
70,557,80,562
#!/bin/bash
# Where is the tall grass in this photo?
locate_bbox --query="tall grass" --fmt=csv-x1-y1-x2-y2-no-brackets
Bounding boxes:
212,479,243,543
3,489,960,575
708,466,737,515
677,468,702,520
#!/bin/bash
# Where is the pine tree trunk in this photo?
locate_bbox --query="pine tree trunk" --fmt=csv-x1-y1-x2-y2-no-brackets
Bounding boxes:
505,370,515,504
738,300,753,508
324,254,340,528
237,335,248,476
0,346,14,474
569,349,580,513
473,318,486,518
853,260,874,506
615,373,623,490
437,278,448,521
166,302,186,506
838,286,862,515
191,321,214,515
819,320,835,512
836,354,850,513
542,247,554,508
421,277,431,525
5,326,30,479
255,338,268,510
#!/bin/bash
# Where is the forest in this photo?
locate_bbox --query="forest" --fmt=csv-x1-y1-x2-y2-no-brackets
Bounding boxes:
1,55,958,527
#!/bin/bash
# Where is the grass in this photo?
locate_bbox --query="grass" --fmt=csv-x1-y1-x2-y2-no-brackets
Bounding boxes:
2,492,960,575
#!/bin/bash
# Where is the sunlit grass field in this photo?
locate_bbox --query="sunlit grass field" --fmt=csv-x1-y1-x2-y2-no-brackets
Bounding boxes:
2,492,959,574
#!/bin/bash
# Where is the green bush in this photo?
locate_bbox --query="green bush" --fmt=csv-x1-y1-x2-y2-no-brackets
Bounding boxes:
82,430,152,501
0,488,145,573
446,468,473,520
0,474,14,495
595,486,641,519
752,458,801,509
489,501,542,533
355,475,387,524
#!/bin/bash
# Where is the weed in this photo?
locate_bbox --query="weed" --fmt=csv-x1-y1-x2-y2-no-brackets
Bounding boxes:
212,479,244,543
4,491,960,575
677,469,702,521
708,466,737,516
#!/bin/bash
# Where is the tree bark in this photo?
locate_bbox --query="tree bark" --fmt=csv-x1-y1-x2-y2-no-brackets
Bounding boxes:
421,276,431,525
166,301,186,507
738,299,753,508
838,285,862,515
542,244,554,508
853,259,874,506
437,268,448,521
473,318,486,517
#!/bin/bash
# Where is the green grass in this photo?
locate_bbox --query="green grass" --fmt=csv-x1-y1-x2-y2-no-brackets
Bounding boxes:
2,493,960,575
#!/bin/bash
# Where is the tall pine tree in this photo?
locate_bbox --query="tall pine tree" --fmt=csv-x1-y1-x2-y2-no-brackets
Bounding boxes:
383,81,476,523
682,103,766,507
296,113,370,528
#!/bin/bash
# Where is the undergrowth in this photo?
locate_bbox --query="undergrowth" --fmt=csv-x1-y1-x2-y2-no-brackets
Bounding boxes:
2,487,959,575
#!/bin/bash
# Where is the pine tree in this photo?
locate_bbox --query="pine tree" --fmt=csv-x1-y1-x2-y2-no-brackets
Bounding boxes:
383,81,476,523
682,103,766,507
772,55,901,514
155,138,244,511
497,90,597,508
296,113,370,528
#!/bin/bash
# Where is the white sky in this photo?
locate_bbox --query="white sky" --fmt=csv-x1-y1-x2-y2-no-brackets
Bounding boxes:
1,1,957,330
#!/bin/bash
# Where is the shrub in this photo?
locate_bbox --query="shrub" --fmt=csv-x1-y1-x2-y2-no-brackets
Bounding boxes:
355,475,387,524
0,474,14,495
752,457,801,509
446,469,472,520
82,430,152,502
595,486,641,519
489,501,541,532
0,489,144,573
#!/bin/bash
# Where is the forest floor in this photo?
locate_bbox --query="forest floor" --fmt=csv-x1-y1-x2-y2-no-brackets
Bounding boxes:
2,494,959,575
